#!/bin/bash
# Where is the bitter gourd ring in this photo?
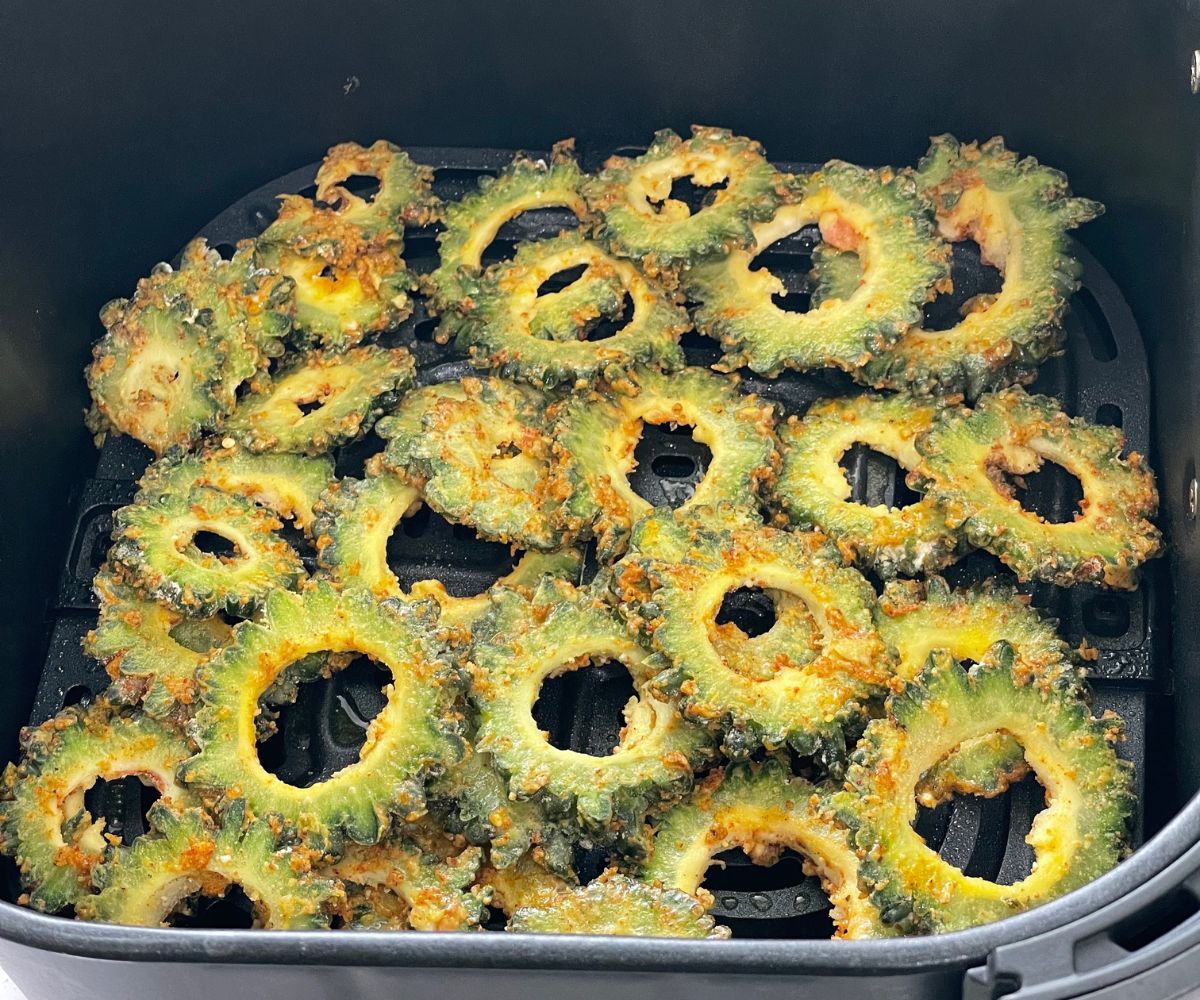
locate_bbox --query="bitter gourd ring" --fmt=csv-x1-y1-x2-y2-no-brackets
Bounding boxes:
840,644,1135,934
429,141,589,317
77,799,340,929
111,485,305,617
552,365,779,559
0,702,196,913
453,230,689,389
86,239,294,454
915,388,1161,589
685,161,949,376
470,579,714,839
640,758,884,940
480,854,575,916
313,468,582,629
877,577,1078,804
584,126,786,275
613,508,893,760
376,377,564,550
775,393,960,577
508,872,729,938
180,583,464,850
221,345,416,456
861,135,1104,399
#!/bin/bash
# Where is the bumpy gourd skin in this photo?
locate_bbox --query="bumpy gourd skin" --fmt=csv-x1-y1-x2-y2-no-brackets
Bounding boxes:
376,377,565,550
87,239,294,453
429,140,589,319
584,126,787,275
453,230,689,389
254,140,436,349
613,507,893,760
838,644,1135,934
221,345,415,455
684,162,949,376
179,583,465,851
508,872,728,938
775,393,961,577
470,579,715,840
480,854,574,916
110,485,306,617
552,366,779,559
914,388,1161,589
861,135,1103,398
77,799,340,929
641,758,885,939
0,702,196,913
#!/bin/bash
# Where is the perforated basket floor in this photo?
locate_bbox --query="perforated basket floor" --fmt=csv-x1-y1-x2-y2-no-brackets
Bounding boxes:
28,146,1166,937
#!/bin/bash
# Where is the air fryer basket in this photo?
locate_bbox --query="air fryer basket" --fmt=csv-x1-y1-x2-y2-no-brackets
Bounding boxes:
2,2,1200,999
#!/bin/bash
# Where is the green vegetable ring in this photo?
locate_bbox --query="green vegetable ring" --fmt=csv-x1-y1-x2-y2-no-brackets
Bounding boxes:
838,644,1135,934
775,393,961,577
180,583,464,850
0,702,196,913
685,161,949,376
614,508,892,759
470,579,715,839
915,388,1161,589
111,485,305,617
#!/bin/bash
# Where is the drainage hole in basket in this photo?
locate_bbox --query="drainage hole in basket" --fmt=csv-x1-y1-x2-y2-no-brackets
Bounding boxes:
1083,593,1130,638
1004,461,1084,524
83,775,161,845
533,659,637,755
631,423,711,507
1095,403,1123,428
840,445,922,509
1073,287,1118,363
923,240,1002,332
61,684,94,708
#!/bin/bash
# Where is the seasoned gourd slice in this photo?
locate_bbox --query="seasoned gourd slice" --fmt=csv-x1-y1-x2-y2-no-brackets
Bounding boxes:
479,854,575,916
508,872,728,938
452,231,689,389
376,377,564,550
221,345,415,455
111,485,305,617
471,579,715,839
808,243,865,307
180,583,464,850
862,135,1103,398
584,126,786,274
314,468,582,628
685,162,949,376
0,702,196,913
614,507,893,759
254,140,436,349
877,577,1078,803
552,366,779,559
915,388,1161,589
138,444,334,533
839,645,1135,934
640,758,885,939
429,140,589,317
77,799,340,929
775,393,961,577
86,565,233,718
87,239,294,453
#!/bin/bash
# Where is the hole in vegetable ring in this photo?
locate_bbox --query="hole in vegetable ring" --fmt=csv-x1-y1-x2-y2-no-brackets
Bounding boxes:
648,174,730,216
533,658,639,755
839,445,924,511
535,263,588,296
170,884,256,929
714,586,778,638
1000,459,1085,524
189,529,240,559
83,777,162,847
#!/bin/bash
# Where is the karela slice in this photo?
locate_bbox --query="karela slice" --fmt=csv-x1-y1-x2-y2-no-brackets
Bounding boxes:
479,854,575,916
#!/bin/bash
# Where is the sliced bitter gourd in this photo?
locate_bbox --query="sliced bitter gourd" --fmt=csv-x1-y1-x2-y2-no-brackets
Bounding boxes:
0,702,196,913
775,393,961,577
914,388,1161,589
685,162,949,376
77,799,340,929
376,377,564,550
453,231,689,389
839,644,1135,934
584,126,786,275
861,135,1103,398
479,854,575,916
471,579,715,839
429,141,589,317
613,507,893,760
552,366,779,559
508,872,729,938
221,345,415,455
87,239,294,453
110,485,305,617
180,583,465,851
640,758,885,939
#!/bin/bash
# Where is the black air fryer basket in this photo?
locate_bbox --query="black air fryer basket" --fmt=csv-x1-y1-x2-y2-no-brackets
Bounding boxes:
2,3,1200,999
